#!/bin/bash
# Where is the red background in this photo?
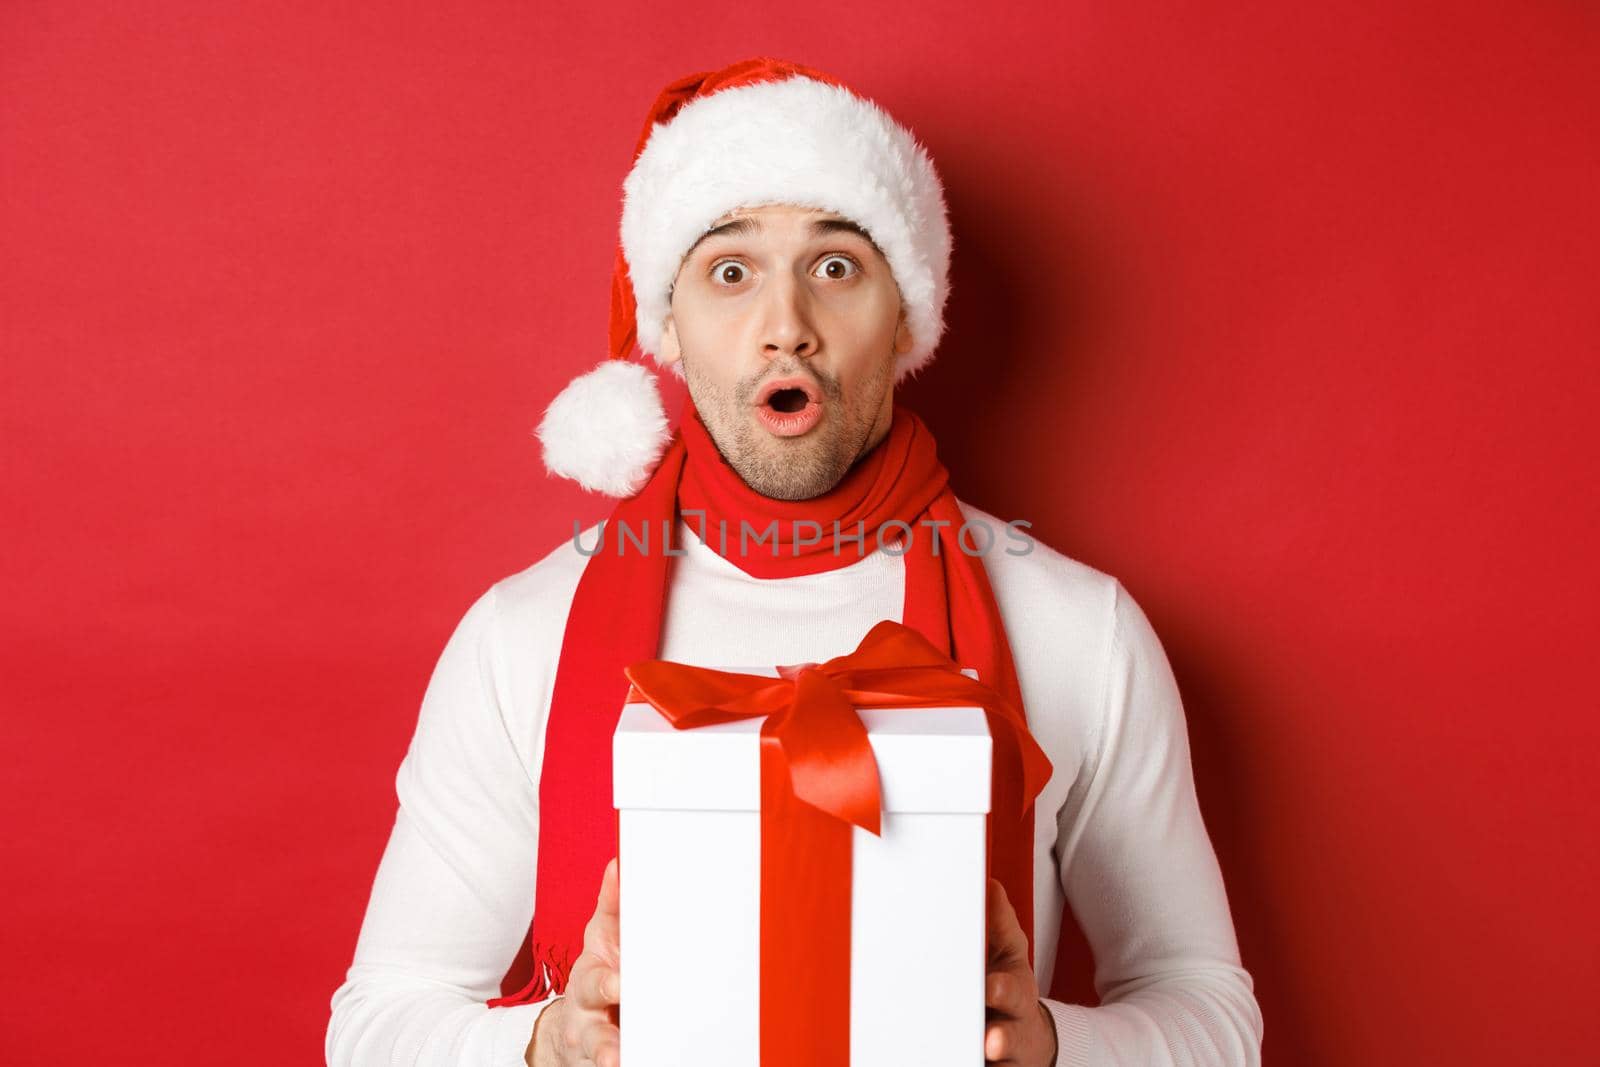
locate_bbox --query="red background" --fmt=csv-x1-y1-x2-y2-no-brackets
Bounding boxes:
4,3,1595,1063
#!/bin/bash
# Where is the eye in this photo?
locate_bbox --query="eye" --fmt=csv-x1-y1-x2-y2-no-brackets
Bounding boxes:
709,260,749,286
815,255,859,280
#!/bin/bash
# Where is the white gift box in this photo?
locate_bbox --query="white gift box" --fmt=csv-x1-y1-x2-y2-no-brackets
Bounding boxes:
613,666,992,1066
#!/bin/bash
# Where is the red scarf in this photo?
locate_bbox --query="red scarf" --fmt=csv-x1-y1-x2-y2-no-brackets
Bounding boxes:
488,399,1044,1006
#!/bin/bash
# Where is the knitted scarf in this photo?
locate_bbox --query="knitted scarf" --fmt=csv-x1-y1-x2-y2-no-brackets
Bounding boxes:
488,399,1043,1006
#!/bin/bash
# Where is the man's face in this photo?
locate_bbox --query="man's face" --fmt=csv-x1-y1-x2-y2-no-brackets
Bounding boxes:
658,203,914,501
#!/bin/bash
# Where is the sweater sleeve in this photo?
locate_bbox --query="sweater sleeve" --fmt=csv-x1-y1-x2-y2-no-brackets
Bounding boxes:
1040,580,1264,1065
326,585,558,1067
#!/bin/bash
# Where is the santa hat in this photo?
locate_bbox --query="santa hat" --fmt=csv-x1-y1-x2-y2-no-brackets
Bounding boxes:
536,57,953,497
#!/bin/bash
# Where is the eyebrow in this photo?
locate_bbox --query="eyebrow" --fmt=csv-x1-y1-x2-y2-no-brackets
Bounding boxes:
680,215,880,263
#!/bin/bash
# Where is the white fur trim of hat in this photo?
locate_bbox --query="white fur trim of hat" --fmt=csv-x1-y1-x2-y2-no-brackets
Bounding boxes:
537,63,952,498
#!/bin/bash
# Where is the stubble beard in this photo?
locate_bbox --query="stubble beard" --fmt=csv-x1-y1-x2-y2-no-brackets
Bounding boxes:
683,352,895,502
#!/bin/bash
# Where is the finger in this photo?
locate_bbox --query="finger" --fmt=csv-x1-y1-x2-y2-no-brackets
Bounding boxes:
580,1017,621,1066
984,1017,1015,1062
985,878,1027,969
597,856,620,920
585,858,621,959
584,912,620,966
985,969,1031,1018
575,955,620,1008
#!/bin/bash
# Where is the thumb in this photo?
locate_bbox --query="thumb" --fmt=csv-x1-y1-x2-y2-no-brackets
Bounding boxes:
986,877,1026,968
598,856,620,920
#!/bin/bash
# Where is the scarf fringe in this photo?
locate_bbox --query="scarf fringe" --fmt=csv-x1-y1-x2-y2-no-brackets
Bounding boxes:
486,939,575,1007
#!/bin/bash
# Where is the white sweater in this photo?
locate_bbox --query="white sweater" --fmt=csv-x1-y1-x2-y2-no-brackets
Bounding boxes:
326,500,1264,1065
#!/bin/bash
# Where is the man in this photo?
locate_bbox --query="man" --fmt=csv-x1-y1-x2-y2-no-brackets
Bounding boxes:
327,58,1263,1067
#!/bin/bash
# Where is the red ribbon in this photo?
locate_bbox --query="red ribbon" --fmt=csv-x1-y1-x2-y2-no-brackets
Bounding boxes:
623,618,1053,1066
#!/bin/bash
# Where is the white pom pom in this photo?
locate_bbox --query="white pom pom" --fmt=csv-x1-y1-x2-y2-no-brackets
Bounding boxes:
536,359,672,497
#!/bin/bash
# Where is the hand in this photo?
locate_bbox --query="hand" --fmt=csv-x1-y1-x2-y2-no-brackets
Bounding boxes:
528,857,622,1067
984,877,1058,1066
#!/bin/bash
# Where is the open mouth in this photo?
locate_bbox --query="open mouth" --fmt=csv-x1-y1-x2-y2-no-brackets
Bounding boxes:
754,376,823,409
765,387,811,413
753,376,825,436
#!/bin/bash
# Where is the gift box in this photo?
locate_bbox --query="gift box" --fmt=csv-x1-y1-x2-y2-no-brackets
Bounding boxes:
613,660,993,1067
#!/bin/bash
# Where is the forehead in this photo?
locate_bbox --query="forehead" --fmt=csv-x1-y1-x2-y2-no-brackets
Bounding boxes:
709,203,843,225
686,205,880,260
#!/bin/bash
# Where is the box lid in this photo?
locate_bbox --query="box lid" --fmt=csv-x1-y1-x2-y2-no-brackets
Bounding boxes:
613,667,992,814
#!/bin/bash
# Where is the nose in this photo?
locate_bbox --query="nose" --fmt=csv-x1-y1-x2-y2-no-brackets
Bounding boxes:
759,267,818,361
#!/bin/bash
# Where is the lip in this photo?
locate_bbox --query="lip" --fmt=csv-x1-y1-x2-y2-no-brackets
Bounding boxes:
752,375,825,437
753,375,824,407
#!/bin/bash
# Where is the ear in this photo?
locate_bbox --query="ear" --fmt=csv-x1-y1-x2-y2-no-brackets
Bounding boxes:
892,305,914,356
659,313,683,367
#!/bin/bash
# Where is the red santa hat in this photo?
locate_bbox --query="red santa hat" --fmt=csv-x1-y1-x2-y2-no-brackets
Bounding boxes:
536,56,953,497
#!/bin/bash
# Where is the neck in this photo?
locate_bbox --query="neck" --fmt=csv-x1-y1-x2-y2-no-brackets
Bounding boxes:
666,400,949,580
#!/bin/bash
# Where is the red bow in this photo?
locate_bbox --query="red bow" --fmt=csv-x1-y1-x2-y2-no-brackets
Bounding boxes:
622,618,1053,1065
